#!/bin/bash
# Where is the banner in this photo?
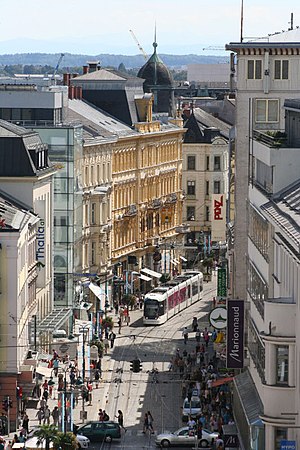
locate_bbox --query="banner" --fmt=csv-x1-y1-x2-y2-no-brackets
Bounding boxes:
226,299,244,369
211,194,226,242
217,268,227,298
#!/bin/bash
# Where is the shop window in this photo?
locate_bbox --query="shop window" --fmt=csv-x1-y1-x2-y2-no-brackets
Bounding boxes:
247,60,262,79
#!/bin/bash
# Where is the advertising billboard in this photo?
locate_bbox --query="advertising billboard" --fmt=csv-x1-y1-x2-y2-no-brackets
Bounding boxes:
226,299,244,369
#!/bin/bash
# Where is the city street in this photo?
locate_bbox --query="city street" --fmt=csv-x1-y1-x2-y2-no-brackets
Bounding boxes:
23,276,217,450
86,278,217,449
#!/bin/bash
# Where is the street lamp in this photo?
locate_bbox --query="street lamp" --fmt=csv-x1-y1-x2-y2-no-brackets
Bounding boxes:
78,324,91,381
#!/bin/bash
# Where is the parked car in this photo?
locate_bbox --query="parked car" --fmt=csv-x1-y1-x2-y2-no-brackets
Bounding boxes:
182,395,201,421
75,421,121,443
155,426,218,448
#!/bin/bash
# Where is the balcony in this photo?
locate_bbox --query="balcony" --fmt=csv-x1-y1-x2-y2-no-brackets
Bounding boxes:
165,193,178,204
124,204,138,217
253,130,287,148
148,199,163,210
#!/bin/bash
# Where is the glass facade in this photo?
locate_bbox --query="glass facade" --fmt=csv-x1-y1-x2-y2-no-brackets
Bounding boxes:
34,125,83,307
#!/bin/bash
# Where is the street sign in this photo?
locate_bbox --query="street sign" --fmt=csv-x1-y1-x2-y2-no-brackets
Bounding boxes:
59,343,69,354
209,307,227,329
217,267,227,297
224,434,239,448
281,441,296,450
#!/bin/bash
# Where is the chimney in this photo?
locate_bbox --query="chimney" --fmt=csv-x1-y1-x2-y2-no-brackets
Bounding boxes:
83,65,89,75
77,86,82,100
63,73,71,86
88,61,100,73
68,85,75,100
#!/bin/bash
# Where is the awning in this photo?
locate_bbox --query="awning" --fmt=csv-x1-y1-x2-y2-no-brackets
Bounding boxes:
38,308,72,333
212,376,234,388
138,274,152,282
89,282,102,300
180,256,187,262
35,366,53,378
141,267,162,279
234,370,263,426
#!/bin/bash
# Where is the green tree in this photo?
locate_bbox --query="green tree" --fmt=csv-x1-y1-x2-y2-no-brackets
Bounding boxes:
34,425,58,450
118,62,127,73
54,432,78,450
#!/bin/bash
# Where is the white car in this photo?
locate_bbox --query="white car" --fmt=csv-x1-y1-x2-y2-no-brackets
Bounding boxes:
76,435,90,448
182,396,201,421
155,426,218,448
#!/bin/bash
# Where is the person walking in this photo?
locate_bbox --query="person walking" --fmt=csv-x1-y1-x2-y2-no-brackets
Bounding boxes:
125,314,130,326
98,409,104,421
51,406,60,426
203,327,210,348
115,410,126,431
43,406,51,425
109,331,116,349
117,318,122,334
53,358,59,376
142,413,149,434
147,411,154,433
103,337,109,354
36,407,44,425
22,414,29,434
182,327,189,345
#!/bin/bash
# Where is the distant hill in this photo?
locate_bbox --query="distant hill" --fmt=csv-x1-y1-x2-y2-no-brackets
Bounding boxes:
0,53,229,70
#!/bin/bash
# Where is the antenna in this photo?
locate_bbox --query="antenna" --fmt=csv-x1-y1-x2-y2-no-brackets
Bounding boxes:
289,12,294,30
240,0,244,42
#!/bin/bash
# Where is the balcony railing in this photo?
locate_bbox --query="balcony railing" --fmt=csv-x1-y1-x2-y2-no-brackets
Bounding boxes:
253,129,287,148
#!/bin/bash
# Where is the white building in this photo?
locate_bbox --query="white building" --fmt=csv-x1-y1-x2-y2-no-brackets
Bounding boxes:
226,30,300,450
182,107,230,266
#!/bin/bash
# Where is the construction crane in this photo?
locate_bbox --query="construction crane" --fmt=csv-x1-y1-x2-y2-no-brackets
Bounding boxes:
129,30,148,60
53,53,65,84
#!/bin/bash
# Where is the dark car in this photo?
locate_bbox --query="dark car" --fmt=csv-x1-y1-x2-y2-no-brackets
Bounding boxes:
75,421,121,443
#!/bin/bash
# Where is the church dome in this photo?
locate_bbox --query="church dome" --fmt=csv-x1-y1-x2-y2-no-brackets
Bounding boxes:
138,42,173,87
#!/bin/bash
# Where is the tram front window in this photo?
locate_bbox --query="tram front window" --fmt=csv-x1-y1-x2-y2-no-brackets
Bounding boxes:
144,299,160,319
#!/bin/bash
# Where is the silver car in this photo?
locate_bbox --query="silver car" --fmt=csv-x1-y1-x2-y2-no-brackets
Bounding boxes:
155,426,218,448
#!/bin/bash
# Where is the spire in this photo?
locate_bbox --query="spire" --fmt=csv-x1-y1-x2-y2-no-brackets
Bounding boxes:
153,22,158,85
153,22,158,52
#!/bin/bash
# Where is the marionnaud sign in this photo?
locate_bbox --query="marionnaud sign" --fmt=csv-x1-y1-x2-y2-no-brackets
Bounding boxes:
226,299,244,369
209,307,227,329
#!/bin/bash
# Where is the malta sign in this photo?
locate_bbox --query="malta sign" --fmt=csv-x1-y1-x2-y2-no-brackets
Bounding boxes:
209,307,227,329
211,194,226,242
226,299,244,369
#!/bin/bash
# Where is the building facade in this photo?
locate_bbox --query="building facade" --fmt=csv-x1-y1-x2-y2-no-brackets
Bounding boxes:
226,30,300,449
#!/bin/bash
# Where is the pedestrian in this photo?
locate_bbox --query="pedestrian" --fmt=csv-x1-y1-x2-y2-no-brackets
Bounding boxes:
40,397,47,410
94,369,100,388
142,413,149,433
53,358,59,376
98,409,104,421
103,410,109,421
192,317,198,332
109,331,116,348
182,327,188,344
22,413,29,434
215,434,224,449
36,407,44,425
103,337,109,354
6,441,12,450
51,406,60,426
147,411,154,433
115,410,126,431
203,327,210,348
43,406,50,425
125,314,130,326
43,389,49,402
195,328,201,343
117,317,122,334
87,381,93,405
12,435,19,447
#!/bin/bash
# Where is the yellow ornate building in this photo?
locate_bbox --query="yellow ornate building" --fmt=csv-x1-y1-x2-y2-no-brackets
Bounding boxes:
112,99,185,273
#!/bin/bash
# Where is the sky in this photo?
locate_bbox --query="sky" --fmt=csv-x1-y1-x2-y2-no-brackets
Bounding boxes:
0,0,299,55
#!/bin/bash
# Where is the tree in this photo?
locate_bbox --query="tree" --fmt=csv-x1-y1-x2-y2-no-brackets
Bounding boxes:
34,425,58,450
118,62,127,73
54,432,78,450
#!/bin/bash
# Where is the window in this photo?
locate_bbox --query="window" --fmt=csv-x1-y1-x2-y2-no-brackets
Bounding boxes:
205,206,209,222
248,204,269,261
248,318,265,382
276,346,288,384
247,60,262,79
187,155,196,170
206,156,210,171
275,428,287,450
214,180,221,194
91,203,96,225
90,166,94,185
187,180,196,195
214,156,221,171
255,99,279,123
206,181,209,196
248,261,268,319
91,242,96,265
187,206,195,221
274,60,289,80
